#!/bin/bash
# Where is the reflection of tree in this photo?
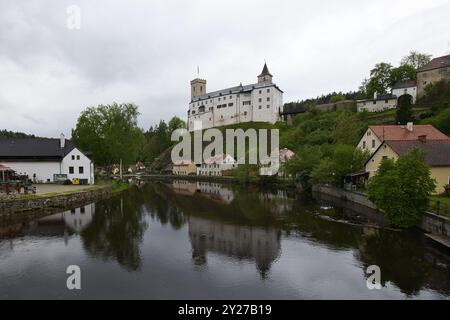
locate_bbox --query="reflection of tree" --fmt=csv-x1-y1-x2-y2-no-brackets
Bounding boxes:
356,229,431,296
80,194,148,271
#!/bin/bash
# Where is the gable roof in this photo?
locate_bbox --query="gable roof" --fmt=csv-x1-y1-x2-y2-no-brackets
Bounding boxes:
368,125,450,142
417,54,450,72
203,154,236,165
386,140,450,167
0,137,77,161
258,63,273,77
392,80,417,89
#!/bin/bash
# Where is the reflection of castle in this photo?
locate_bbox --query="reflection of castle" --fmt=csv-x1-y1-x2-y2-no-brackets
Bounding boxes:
188,216,281,278
24,204,95,237
196,182,234,204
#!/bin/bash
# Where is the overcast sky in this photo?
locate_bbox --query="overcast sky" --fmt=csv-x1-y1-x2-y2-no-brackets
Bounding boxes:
0,0,449,138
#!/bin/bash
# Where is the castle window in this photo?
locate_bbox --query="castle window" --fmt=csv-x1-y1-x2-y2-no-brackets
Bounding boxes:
267,105,270,108
228,103,233,107
258,98,262,103
259,106,262,109
242,101,251,106
244,111,248,116
259,90,262,94
267,89,270,93
267,97,270,102
229,96,232,99
218,98,221,101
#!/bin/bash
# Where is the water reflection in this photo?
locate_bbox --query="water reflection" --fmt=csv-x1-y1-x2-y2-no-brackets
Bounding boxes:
0,180,449,299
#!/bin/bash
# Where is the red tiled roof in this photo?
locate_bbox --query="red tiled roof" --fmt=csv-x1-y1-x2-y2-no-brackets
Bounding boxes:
417,54,450,72
369,125,450,142
385,140,450,167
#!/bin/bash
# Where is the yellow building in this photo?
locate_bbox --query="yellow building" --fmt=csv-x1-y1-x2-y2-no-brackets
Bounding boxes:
172,160,197,176
366,140,450,194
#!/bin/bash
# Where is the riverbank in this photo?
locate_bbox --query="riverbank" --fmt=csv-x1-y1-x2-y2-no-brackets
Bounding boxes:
0,181,129,218
312,184,450,241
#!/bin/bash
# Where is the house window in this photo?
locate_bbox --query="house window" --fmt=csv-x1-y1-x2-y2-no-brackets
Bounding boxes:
259,98,262,102
228,103,233,107
267,89,270,93
69,167,74,174
363,141,366,149
372,140,375,148
267,105,270,108
382,156,388,160
79,167,84,174
77,155,80,160
259,90,262,94
80,207,85,214
229,96,232,99
385,100,388,103
244,111,248,116
259,106,262,109
72,155,75,160
267,97,270,102
242,101,251,106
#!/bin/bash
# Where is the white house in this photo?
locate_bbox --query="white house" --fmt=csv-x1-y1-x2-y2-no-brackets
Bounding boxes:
188,63,284,131
197,154,237,176
357,93,398,112
0,134,94,184
391,80,417,104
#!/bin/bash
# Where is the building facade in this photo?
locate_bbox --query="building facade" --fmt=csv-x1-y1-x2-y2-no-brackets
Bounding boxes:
391,80,417,104
357,123,450,155
197,154,237,176
187,63,283,131
0,135,94,184
172,160,197,175
417,54,450,98
356,93,398,112
365,140,450,194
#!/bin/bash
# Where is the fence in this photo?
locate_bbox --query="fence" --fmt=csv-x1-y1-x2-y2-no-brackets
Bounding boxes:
428,199,450,217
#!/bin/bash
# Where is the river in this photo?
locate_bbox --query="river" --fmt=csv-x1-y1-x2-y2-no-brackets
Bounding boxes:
0,180,449,299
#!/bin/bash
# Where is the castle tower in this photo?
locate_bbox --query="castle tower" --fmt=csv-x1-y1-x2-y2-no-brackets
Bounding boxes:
191,78,207,100
257,62,273,83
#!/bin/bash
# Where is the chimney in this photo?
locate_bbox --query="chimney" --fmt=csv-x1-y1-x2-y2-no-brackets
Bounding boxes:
60,133,65,148
406,122,413,132
418,135,427,143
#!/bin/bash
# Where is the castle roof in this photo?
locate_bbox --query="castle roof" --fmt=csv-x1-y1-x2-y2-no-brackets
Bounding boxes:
191,81,283,102
258,63,272,77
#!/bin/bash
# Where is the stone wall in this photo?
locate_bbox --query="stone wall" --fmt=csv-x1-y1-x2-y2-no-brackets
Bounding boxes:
312,184,450,236
0,186,112,218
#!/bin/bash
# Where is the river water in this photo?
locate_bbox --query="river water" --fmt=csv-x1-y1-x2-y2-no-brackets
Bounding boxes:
0,180,449,299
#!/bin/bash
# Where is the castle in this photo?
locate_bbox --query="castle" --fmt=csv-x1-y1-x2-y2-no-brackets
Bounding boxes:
187,63,284,131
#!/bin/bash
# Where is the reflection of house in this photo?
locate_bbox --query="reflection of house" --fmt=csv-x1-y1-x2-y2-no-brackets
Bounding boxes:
357,123,450,155
128,162,145,173
197,154,237,176
357,93,397,112
417,54,450,98
391,80,417,104
172,160,197,175
188,216,281,277
196,181,235,204
279,148,295,178
172,180,197,196
365,139,450,194
24,204,95,236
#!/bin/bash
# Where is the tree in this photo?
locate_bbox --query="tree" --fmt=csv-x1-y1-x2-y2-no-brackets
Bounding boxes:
396,94,413,125
71,103,145,166
400,51,432,69
389,64,416,86
332,111,365,145
363,63,393,98
367,148,436,228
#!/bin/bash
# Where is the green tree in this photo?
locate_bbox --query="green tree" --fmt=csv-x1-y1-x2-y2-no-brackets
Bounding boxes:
400,51,432,69
395,94,413,125
423,108,450,135
71,103,145,166
332,111,365,145
367,148,436,228
363,63,393,98
389,64,416,86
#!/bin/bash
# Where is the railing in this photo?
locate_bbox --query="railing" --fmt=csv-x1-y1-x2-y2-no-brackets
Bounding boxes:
428,199,450,217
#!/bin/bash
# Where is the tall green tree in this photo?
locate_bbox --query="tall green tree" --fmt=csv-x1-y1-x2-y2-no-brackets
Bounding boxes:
367,148,436,228
71,103,145,166
400,51,432,69
389,64,416,86
363,63,393,98
396,94,413,125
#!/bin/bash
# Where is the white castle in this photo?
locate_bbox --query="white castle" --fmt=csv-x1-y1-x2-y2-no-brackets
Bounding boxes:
187,63,284,131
